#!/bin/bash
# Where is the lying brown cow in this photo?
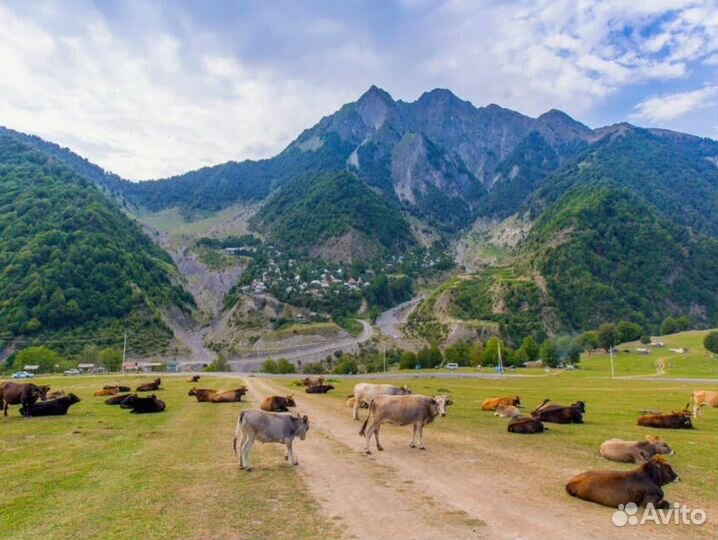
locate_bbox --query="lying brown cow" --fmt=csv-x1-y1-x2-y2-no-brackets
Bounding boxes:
301,376,324,387
186,375,201,383
692,390,718,417
532,399,585,424
637,408,692,429
261,395,297,412
481,395,521,411
507,415,545,434
188,387,247,402
103,385,131,392
359,394,453,453
599,436,674,464
0,382,50,417
94,388,118,397
565,456,679,508
136,378,162,392
305,384,334,394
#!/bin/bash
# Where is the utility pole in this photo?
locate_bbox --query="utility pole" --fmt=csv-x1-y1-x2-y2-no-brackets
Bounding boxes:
383,343,386,373
609,345,615,379
498,341,504,374
122,332,127,376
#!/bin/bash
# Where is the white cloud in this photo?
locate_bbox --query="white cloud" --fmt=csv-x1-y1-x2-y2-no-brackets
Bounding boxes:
629,85,717,122
0,0,715,179
0,4,353,180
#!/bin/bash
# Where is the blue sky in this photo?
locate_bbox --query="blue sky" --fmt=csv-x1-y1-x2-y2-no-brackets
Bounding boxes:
0,0,715,179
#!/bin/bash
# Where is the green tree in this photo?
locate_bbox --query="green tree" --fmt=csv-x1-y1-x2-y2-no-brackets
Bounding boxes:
661,317,678,336
483,337,502,367
616,320,643,343
575,331,599,352
519,336,540,362
704,331,718,355
597,323,619,352
468,341,484,366
333,357,358,374
302,362,327,374
15,346,64,373
540,339,559,368
399,351,418,370
99,348,122,371
275,358,296,374
674,316,691,332
417,346,442,369
206,355,231,372
260,359,278,374
444,340,471,366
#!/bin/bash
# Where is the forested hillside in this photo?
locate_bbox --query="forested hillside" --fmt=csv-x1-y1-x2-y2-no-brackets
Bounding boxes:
0,134,194,356
526,182,717,330
251,171,414,261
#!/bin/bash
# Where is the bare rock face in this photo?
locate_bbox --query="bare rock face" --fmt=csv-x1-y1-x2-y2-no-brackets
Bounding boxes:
308,229,381,264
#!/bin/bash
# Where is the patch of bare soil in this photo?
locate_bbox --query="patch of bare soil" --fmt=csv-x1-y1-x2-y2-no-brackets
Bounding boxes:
243,378,482,540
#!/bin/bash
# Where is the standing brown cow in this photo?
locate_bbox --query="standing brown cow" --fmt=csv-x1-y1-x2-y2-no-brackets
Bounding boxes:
692,390,718,417
0,382,49,417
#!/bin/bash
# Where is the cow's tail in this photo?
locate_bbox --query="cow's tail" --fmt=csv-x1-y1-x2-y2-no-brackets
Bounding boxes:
359,401,373,437
532,398,550,415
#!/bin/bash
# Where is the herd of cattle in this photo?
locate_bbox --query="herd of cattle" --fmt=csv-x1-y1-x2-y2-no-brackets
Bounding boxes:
2,374,716,512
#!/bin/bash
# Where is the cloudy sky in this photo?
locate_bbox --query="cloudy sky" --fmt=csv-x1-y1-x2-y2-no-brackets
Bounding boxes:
0,0,716,180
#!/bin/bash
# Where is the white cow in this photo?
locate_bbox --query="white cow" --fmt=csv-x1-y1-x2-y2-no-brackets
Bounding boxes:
352,383,411,420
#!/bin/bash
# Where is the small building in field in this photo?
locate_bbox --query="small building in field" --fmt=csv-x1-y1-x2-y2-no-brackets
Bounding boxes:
77,363,95,372
23,365,39,373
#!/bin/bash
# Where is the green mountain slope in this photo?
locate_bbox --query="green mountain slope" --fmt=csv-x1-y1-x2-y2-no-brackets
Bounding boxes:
528,127,718,236
251,171,415,261
0,134,194,355
526,181,717,330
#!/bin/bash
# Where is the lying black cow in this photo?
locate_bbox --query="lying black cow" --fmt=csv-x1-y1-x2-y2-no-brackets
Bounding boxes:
532,399,585,424
508,415,546,434
105,393,136,405
305,384,334,394
121,394,166,414
20,394,81,416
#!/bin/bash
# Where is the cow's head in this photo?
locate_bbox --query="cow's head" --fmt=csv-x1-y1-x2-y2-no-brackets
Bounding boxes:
293,415,310,440
571,401,586,413
188,387,198,396
155,378,161,384
431,395,454,417
38,385,51,401
67,393,81,405
646,456,679,485
286,394,297,407
646,436,674,456
400,385,412,395
512,395,521,407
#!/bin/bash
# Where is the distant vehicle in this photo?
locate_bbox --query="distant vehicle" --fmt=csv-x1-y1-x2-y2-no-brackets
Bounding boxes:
446,363,459,370
64,369,81,376
12,371,34,379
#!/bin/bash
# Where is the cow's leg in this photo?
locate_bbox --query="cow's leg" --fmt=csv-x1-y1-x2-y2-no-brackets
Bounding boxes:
2,399,6,417
417,423,426,449
363,422,376,454
353,399,360,421
241,434,254,471
374,425,384,451
286,439,298,465
410,424,417,448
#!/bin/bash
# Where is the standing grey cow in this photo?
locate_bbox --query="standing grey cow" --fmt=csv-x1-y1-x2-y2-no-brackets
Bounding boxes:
352,383,411,420
233,410,310,471
359,394,452,453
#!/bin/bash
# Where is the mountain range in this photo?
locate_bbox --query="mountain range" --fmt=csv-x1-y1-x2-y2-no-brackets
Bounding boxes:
1,86,716,354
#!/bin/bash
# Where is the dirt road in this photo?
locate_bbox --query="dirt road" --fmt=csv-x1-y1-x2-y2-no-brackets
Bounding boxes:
241,378,699,540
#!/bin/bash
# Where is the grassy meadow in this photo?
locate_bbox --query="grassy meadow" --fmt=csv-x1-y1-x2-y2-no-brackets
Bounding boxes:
0,375,335,540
